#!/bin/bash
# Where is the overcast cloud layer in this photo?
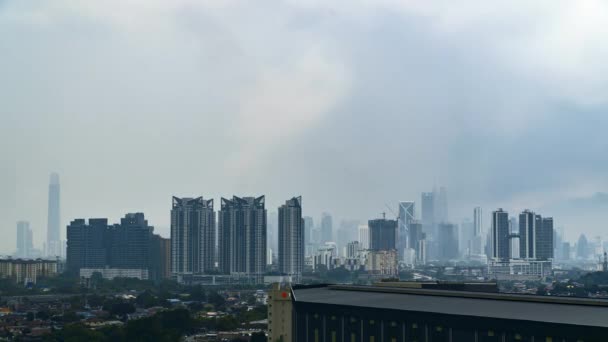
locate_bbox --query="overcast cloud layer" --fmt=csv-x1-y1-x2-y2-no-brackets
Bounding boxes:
1,1,608,253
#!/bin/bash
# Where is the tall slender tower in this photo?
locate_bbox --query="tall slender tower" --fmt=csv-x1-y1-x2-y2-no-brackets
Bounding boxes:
492,209,510,260
278,196,303,278
170,197,216,275
46,172,61,258
398,201,415,258
16,221,33,258
218,196,267,282
519,210,536,259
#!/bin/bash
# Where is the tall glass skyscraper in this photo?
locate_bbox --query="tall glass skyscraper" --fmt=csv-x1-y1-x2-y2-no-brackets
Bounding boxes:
46,172,61,258
398,201,415,259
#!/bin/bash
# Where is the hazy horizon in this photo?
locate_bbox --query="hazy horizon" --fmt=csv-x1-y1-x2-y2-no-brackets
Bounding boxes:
2,1,608,254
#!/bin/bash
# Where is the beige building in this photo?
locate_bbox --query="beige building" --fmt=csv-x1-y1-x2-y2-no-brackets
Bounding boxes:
0,258,59,284
364,250,398,276
268,283,293,342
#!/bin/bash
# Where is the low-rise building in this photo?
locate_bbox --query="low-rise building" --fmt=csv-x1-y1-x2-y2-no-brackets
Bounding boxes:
0,258,59,284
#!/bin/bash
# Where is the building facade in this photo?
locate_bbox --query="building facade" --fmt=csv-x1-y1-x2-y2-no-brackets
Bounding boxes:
289,284,608,341
437,222,459,261
278,196,304,278
492,209,510,260
16,221,33,258
368,217,397,251
171,197,216,275
46,172,61,258
67,213,156,277
0,258,59,284
219,196,267,281
320,213,333,244
397,201,415,259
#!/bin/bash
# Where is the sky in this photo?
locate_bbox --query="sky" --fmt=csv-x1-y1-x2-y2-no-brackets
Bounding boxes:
1,1,608,253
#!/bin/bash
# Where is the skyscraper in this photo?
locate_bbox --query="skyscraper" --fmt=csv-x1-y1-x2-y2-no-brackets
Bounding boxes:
369,217,397,251
435,186,448,223
303,216,313,246
66,218,108,273
218,196,267,281
358,224,370,250
519,210,536,259
408,220,425,264
473,207,483,237
577,234,589,260
171,197,216,275
320,212,333,243
108,213,153,270
16,221,33,258
492,209,510,260
537,217,554,260
67,214,156,278
398,201,415,259
46,172,61,257
464,219,476,256
471,207,484,256
278,196,304,277
437,223,459,260
421,192,434,232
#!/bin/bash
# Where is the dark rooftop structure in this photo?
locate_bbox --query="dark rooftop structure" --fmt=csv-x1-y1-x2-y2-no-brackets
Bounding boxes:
290,284,608,341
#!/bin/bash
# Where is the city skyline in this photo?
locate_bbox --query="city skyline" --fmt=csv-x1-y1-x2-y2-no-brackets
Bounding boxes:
5,177,607,257
3,2,608,255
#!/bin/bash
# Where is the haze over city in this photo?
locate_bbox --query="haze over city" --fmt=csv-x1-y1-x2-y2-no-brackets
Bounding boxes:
2,1,608,254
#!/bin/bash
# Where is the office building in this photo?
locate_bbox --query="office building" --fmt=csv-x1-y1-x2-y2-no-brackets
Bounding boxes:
171,197,216,275
16,221,33,258
397,201,415,259
219,196,266,281
421,192,434,235
492,209,510,260
577,234,589,260
278,196,304,277
288,284,607,341
460,218,474,256
408,220,425,264
46,172,61,258
537,217,554,260
435,186,448,223
303,216,313,246
562,242,571,261
368,216,397,251
358,225,369,250
320,213,333,244
437,223,459,261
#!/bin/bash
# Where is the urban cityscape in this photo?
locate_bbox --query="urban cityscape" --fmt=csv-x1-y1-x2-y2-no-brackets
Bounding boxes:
2,172,608,340
3,1,608,341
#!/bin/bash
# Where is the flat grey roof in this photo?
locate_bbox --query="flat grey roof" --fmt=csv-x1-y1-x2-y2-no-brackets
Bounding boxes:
292,285,608,328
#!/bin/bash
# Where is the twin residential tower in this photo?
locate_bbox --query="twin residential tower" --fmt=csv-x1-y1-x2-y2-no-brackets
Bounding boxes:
170,195,303,282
